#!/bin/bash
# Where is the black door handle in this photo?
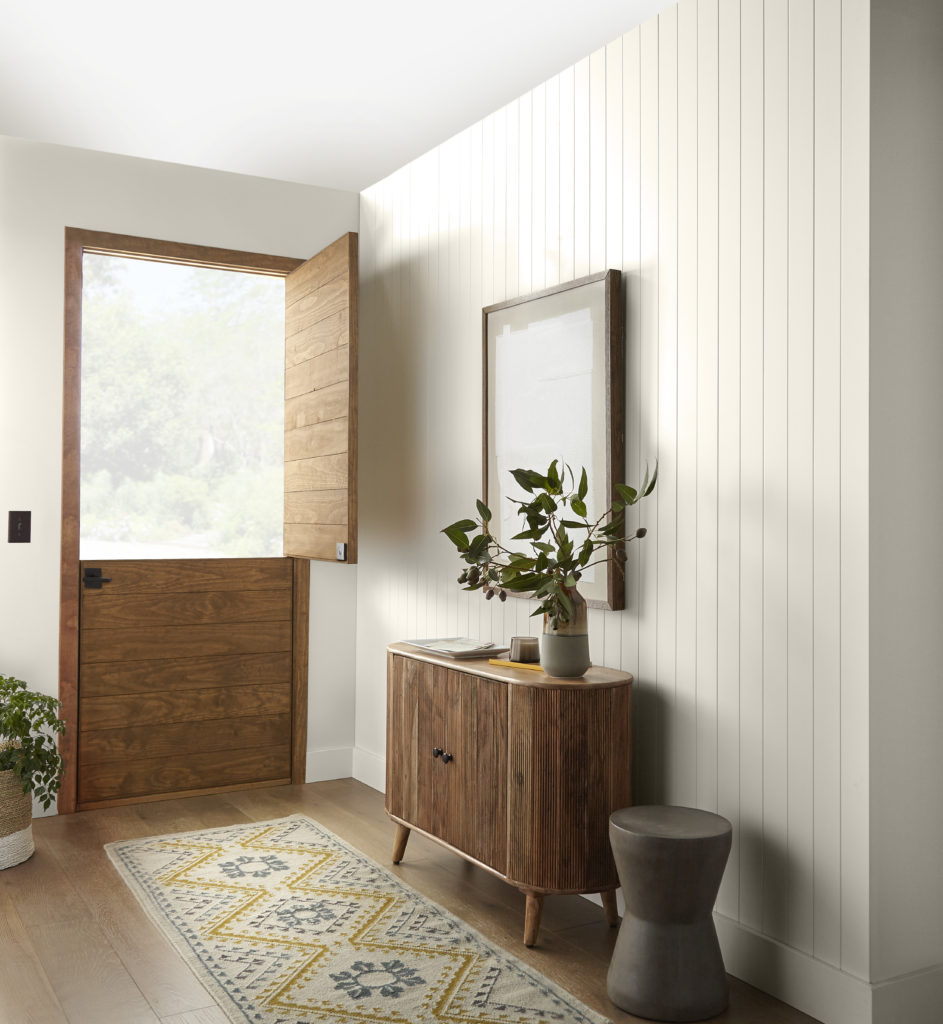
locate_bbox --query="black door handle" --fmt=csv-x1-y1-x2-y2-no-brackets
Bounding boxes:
83,567,112,589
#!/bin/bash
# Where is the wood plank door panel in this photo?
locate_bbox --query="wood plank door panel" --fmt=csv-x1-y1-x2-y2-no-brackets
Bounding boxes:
283,232,358,562
77,557,294,809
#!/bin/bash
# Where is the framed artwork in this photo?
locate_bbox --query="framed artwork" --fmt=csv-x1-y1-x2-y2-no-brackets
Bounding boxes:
482,270,624,611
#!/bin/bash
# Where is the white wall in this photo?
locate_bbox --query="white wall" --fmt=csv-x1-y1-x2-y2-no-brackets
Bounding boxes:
0,136,360,793
357,1,875,1021
869,0,943,1013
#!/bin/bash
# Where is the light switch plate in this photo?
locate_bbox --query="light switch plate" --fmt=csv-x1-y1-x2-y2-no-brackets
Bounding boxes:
336,542,347,562
8,510,31,543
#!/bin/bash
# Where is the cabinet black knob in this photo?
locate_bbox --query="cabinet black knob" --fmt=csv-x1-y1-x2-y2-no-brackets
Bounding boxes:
442,752,453,764
433,747,443,758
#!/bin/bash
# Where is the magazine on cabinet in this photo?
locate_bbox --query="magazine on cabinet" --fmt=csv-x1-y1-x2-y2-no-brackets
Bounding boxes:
404,637,510,659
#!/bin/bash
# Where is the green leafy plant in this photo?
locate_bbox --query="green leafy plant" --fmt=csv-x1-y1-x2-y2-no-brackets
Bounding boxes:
0,676,66,810
442,460,656,629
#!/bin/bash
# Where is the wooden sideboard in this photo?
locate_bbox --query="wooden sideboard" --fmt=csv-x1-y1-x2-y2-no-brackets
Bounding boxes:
385,642,633,946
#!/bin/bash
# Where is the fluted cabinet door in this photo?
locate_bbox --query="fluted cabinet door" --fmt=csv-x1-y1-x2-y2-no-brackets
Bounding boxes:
386,654,508,875
506,682,631,892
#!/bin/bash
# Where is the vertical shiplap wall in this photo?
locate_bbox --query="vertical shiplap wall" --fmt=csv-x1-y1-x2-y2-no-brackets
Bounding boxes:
358,0,870,991
870,0,943,994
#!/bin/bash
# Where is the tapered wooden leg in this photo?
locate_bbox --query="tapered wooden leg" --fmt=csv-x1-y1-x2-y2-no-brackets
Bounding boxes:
601,889,620,927
392,824,410,864
522,890,544,947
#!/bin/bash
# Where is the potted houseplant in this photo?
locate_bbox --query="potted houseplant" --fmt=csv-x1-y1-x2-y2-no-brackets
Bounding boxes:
442,460,656,677
0,675,65,868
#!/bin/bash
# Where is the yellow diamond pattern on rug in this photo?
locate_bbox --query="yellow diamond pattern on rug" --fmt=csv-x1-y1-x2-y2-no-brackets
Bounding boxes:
106,814,609,1024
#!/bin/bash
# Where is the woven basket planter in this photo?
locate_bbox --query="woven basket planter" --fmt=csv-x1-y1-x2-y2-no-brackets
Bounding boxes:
0,768,34,869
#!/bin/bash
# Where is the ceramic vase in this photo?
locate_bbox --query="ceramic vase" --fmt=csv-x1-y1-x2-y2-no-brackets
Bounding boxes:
539,586,591,678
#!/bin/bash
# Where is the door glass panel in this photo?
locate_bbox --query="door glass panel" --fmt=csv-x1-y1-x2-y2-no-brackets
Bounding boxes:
80,253,285,558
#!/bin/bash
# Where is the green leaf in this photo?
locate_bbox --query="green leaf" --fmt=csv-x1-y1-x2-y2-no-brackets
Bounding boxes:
442,525,471,550
449,518,478,532
537,493,557,514
510,467,548,493
616,483,638,506
570,498,587,518
467,533,490,558
502,575,542,592
546,460,561,491
578,466,588,500
643,460,659,496
476,499,492,523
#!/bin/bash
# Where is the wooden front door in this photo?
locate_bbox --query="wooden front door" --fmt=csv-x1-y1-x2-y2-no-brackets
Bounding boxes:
58,228,358,813
75,558,299,809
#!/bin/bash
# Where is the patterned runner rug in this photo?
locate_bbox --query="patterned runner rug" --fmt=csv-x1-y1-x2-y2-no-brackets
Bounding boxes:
106,814,609,1024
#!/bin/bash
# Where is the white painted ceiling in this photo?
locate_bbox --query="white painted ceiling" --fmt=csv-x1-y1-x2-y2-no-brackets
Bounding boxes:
0,0,675,193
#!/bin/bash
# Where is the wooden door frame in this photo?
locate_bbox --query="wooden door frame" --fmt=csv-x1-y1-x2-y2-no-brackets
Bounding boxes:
59,228,307,813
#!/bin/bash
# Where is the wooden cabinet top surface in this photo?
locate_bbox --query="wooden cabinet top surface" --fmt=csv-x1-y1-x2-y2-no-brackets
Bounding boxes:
387,642,633,690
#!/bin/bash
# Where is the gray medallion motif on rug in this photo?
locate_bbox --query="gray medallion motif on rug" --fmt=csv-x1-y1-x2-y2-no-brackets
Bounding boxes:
106,814,609,1024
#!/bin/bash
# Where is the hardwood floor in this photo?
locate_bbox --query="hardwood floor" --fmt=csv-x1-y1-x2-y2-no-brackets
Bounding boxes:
0,779,822,1024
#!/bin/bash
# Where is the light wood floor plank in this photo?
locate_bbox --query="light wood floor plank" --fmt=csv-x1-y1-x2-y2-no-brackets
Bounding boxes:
132,792,252,835
26,918,159,1024
0,841,90,928
0,892,69,1024
159,1007,231,1024
37,802,224,1019
13,779,824,1024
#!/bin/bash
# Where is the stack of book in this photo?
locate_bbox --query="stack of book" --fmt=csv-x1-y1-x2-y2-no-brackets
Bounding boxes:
404,637,509,659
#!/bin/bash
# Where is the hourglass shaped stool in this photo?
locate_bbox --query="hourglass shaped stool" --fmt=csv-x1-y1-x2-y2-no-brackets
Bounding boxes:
607,806,732,1022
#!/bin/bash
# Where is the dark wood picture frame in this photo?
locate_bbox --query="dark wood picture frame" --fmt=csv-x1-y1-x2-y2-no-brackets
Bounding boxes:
482,270,625,612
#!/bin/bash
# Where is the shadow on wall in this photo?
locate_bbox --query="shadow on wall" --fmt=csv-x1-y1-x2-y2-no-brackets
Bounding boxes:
359,250,423,549
630,683,671,807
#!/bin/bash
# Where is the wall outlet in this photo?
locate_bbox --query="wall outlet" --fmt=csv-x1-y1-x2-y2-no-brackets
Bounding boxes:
8,510,31,543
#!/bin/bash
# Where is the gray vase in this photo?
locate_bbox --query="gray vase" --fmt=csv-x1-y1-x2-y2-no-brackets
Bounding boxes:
540,586,590,678
539,632,591,677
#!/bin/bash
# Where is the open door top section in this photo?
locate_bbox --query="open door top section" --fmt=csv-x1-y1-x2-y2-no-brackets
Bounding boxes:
284,232,358,563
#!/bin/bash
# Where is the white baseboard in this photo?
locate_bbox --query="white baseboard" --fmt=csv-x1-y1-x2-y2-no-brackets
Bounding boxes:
305,747,353,783
351,747,386,793
872,962,943,1024
714,913,872,1024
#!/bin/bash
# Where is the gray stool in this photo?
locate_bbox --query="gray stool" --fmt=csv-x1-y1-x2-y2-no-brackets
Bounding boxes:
607,806,732,1022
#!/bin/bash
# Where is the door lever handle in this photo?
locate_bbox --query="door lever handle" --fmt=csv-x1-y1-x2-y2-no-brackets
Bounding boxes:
82,567,112,589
